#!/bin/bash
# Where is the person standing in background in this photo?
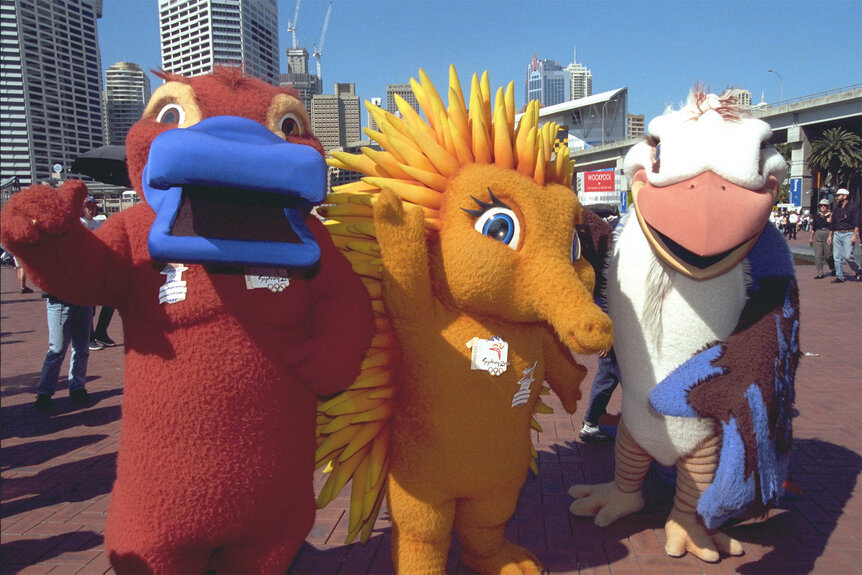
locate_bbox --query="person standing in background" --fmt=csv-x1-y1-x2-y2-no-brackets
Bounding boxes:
80,197,117,347
34,197,103,409
828,188,861,283
810,198,835,279
14,255,33,294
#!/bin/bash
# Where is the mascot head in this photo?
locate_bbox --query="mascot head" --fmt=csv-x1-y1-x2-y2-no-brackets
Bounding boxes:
126,67,326,268
624,86,788,279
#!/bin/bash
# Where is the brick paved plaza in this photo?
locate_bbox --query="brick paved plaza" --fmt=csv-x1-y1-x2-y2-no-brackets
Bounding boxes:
2,239,860,574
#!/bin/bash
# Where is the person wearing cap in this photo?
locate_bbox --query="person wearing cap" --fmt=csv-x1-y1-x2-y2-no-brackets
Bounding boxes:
79,196,117,347
827,188,861,283
810,198,836,279
81,195,100,230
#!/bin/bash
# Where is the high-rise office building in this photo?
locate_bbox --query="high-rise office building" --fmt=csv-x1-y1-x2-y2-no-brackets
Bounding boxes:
627,114,645,139
279,47,322,115
104,62,152,146
526,55,568,107
311,83,360,153
386,83,419,116
159,0,280,85
1,0,105,186
565,49,592,100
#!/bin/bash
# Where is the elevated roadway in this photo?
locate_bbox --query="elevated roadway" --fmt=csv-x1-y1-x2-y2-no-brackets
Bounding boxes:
570,85,862,208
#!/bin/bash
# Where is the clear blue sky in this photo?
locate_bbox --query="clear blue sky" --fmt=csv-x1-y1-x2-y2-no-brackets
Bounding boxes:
99,0,862,126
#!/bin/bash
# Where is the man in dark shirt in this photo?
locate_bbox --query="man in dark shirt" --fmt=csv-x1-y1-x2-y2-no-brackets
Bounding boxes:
809,199,836,278
828,188,861,283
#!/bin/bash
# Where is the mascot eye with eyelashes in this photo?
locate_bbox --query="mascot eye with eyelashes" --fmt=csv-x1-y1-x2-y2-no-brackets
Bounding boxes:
462,188,521,249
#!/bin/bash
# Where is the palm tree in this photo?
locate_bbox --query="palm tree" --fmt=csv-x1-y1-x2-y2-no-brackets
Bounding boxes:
808,127,862,192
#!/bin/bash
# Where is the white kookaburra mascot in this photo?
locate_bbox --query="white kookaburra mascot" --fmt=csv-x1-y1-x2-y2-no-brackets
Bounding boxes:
569,88,799,562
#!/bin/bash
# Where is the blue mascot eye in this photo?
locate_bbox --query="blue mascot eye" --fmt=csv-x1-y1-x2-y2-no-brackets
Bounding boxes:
483,213,514,242
474,207,520,249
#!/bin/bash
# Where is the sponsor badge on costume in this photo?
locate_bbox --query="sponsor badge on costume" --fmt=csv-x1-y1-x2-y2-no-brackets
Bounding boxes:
466,336,509,376
511,362,537,407
244,268,291,292
159,263,188,304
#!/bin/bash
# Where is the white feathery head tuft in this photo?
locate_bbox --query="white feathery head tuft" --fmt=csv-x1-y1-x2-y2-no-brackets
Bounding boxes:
625,88,788,190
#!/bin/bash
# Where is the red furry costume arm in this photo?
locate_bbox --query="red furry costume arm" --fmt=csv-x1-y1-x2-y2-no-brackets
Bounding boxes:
284,217,375,396
0,180,133,307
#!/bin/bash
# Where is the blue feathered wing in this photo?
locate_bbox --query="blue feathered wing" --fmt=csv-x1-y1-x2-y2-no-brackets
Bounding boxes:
649,224,800,528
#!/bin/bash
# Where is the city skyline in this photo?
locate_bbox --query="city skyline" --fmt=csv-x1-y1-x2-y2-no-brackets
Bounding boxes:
98,0,862,127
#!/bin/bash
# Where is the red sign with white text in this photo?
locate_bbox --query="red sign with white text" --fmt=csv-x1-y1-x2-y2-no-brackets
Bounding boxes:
584,171,615,192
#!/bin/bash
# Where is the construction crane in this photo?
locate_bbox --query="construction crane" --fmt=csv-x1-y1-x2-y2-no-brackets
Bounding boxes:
287,0,300,49
313,1,332,81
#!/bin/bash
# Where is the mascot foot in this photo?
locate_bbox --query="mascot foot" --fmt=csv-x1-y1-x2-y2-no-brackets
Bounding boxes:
664,507,744,562
461,541,542,575
568,482,645,526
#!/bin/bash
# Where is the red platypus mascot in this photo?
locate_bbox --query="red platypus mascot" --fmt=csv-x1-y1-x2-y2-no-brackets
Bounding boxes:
0,68,374,573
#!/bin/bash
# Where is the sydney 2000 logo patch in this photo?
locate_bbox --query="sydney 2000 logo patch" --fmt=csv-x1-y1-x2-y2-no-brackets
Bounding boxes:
466,336,509,376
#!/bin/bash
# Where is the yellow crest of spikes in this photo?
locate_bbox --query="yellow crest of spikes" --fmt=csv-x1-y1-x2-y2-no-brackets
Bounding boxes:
327,65,575,228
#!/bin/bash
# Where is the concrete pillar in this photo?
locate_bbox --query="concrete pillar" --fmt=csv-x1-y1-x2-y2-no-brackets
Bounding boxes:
787,125,812,207
616,157,629,212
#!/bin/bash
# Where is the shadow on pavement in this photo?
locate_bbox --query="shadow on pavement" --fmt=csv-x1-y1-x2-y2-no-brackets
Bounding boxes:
729,438,861,573
1,389,122,440
0,373,104,401
0,530,102,573
1,452,117,519
1,434,108,471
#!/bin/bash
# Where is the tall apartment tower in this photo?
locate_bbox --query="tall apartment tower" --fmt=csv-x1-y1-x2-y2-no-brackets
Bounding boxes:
279,47,322,114
158,0,280,85
526,54,568,107
1,0,104,186
104,62,152,146
311,83,360,153
565,49,592,100
386,83,419,116
627,114,645,139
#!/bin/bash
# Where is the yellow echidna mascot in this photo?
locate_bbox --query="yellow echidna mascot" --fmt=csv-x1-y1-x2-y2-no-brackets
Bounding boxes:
314,66,613,574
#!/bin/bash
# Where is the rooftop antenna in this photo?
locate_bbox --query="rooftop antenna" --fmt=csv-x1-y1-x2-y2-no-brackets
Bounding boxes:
313,1,332,81
287,0,301,49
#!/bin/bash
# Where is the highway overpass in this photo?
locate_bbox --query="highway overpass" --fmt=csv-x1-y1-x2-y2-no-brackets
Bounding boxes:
569,85,862,210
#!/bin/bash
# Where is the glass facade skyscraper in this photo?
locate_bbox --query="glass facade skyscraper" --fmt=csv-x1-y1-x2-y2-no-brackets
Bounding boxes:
1,0,104,185
526,55,568,107
158,0,279,85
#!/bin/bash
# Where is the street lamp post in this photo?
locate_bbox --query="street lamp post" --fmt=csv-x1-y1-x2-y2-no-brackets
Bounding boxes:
768,69,784,104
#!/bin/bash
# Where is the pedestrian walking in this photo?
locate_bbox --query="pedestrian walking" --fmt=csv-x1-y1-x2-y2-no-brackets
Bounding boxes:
828,189,861,283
